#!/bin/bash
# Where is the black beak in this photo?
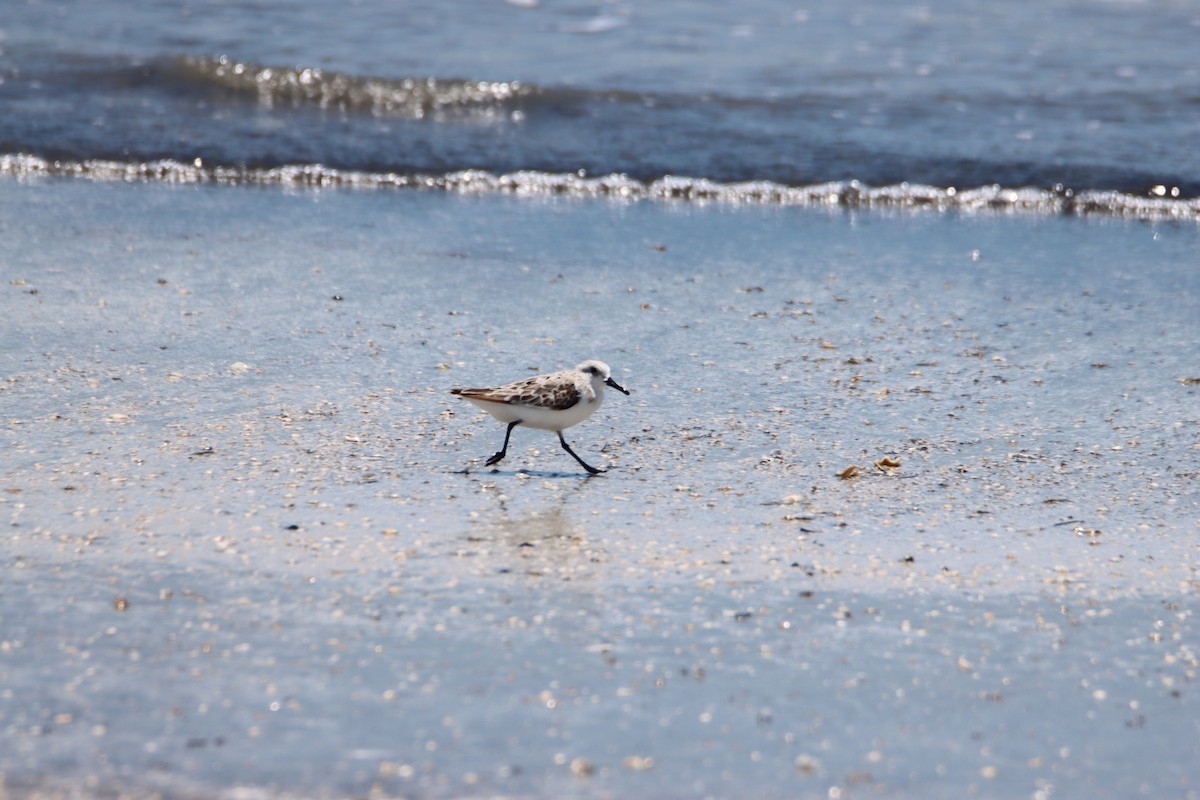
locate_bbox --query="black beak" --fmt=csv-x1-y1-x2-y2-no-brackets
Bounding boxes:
606,377,631,395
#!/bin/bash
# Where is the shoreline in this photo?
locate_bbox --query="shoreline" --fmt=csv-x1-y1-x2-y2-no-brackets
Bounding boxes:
4,160,1200,222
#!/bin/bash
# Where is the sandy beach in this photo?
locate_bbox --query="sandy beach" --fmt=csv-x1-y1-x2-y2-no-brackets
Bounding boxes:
2,178,1198,798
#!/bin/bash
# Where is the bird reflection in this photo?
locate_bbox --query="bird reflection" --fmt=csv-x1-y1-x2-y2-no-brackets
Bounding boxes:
465,482,608,580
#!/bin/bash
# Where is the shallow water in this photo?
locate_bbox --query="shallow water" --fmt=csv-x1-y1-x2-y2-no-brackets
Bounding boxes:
4,569,1198,799
2,179,1198,796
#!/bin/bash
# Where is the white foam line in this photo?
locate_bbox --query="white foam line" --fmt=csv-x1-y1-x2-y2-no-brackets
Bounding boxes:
3,154,1197,220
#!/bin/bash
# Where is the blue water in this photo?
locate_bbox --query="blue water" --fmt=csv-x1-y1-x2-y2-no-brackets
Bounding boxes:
2,0,1198,217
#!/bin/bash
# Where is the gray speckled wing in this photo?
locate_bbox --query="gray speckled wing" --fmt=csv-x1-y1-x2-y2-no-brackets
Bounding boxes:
451,376,582,410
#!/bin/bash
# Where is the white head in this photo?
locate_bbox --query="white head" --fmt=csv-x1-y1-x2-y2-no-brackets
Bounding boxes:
577,360,630,396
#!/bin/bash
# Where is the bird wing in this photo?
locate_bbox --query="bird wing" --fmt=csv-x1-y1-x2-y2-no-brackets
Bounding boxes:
451,376,582,410
541,382,583,410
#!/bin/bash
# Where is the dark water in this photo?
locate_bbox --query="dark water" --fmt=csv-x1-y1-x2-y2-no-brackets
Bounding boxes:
2,0,1198,217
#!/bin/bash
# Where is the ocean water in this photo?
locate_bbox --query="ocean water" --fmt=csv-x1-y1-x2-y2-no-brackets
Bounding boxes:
2,0,1198,217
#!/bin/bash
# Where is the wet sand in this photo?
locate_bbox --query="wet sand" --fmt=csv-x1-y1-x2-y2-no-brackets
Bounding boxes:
2,179,1198,798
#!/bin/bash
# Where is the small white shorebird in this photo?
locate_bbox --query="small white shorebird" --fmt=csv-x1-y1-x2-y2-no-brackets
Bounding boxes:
450,359,630,475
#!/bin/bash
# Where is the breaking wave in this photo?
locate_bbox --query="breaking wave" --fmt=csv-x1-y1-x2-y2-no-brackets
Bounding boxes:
173,55,537,117
3,153,1197,220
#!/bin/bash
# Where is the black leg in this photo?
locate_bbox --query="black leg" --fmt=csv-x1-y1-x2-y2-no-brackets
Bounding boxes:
485,420,522,467
558,431,604,475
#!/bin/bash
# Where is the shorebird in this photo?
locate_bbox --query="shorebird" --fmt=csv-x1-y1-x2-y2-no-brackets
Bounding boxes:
450,359,630,475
